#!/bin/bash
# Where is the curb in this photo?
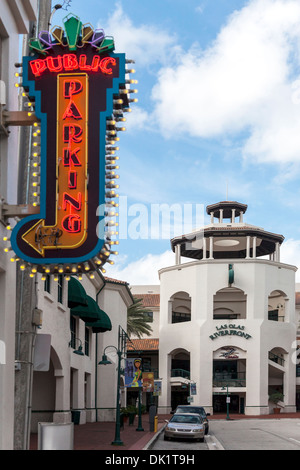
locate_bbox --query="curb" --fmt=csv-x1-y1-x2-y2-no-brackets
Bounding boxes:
143,424,167,450
205,434,225,450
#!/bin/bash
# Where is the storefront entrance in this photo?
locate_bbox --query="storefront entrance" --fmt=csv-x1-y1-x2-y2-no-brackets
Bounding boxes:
213,394,241,414
171,388,189,411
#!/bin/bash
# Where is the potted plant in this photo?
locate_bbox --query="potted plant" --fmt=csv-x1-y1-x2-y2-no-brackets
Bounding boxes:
269,392,284,414
126,405,138,425
121,407,129,424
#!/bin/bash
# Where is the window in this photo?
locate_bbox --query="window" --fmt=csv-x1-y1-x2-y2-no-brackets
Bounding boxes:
85,327,90,356
268,309,278,321
144,311,153,322
44,274,51,294
57,274,63,303
213,287,247,320
170,292,191,324
172,311,191,323
70,316,76,349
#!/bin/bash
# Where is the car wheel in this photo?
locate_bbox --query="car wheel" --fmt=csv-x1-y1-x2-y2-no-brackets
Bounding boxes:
164,435,169,441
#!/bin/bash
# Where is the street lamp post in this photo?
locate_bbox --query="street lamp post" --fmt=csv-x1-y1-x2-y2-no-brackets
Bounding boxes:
136,387,144,432
98,325,144,445
222,384,230,420
98,326,127,445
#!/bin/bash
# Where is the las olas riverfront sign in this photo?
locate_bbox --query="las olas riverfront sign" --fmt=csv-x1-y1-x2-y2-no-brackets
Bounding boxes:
7,14,137,279
209,324,252,341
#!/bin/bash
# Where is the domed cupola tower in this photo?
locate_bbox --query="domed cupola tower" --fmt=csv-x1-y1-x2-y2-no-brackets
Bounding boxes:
158,200,297,417
171,201,284,263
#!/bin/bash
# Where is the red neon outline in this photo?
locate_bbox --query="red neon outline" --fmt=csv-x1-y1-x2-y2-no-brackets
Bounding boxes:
30,59,47,77
91,55,100,71
62,100,83,120
29,54,117,76
63,147,82,166
62,213,82,233
63,124,83,143
63,54,79,71
62,191,82,211
99,57,116,75
68,170,77,189
46,56,63,73
79,54,91,71
64,80,83,98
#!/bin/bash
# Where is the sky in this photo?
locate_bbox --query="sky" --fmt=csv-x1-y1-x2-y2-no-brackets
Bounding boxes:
51,0,300,285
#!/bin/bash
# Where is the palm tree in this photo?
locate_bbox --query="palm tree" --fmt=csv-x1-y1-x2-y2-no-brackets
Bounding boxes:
127,296,153,338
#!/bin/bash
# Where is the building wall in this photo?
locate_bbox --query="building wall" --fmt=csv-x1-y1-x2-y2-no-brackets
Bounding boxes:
0,0,38,450
158,258,297,415
30,274,132,430
97,281,130,421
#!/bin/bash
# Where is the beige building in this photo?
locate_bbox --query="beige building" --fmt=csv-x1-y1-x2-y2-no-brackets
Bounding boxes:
0,0,38,450
31,273,133,431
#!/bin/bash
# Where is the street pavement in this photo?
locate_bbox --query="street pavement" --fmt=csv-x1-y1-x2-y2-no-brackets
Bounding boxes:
30,411,300,451
207,417,300,450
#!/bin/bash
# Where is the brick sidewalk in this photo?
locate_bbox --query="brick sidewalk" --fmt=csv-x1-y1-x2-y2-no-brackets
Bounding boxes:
30,414,170,450
30,411,300,450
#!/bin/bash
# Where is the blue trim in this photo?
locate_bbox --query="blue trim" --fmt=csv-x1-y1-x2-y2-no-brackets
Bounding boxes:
11,52,126,266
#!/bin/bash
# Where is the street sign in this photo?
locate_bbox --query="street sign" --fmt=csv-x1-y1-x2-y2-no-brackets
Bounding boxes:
8,14,137,278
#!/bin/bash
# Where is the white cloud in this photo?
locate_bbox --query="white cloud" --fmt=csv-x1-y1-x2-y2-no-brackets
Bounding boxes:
104,238,300,285
105,250,175,285
151,0,300,163
99,3,178,66
125,106,150,132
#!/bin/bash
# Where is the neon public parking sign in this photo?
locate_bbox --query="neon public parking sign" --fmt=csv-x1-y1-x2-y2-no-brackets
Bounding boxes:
9,15,137,279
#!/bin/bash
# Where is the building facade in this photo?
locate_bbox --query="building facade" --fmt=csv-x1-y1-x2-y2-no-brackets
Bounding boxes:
0,0,38,450
31,273,133,431
137,201,298,416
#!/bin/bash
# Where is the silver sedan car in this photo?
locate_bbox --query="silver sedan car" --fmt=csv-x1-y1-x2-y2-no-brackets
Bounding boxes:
164,413,205,442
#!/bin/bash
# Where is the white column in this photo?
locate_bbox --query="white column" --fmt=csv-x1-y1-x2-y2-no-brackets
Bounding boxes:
239,212,243,223
246,236,250,259
252,236,257,259
175,244,181,265
275,242,280,262
231,209,236,223
219,209,223,223
202,236,207,260
209,237,214,259
210,212,214,224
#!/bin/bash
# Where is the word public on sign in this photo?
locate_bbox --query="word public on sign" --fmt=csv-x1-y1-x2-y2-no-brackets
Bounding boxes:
8,14,137,279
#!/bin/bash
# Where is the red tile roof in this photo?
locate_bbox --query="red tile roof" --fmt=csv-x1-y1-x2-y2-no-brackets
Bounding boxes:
133,293,160,307
104,276,129,285
127,338,159,351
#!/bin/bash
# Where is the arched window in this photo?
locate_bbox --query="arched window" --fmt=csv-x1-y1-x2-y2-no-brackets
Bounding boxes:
268,290,287,322
213,287,247,320
169,292,191,323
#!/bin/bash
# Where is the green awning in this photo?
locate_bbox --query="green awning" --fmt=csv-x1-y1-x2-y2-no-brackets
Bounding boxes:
85,308,112,333
68,277,88,308
71,295,102,323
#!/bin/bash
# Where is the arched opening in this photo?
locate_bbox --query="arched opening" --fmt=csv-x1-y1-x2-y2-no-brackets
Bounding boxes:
169,349,190,411
268,290,288,322
213,287,247,320
31,346,64,433
268,347,287,411
213,346,247,414
169,291,191,324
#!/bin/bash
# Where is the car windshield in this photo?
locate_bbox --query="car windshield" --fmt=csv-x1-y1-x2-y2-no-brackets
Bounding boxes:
170,414,201,424
176,407,204,415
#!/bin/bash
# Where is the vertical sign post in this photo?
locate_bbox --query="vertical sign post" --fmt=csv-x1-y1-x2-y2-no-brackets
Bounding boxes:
8,14,137,280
